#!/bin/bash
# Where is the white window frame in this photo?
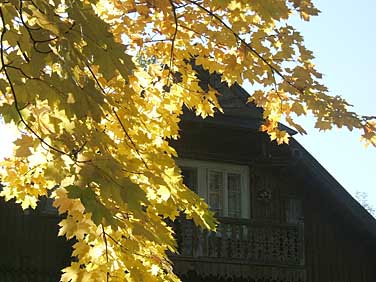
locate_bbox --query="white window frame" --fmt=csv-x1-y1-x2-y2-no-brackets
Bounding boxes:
178,159,250,219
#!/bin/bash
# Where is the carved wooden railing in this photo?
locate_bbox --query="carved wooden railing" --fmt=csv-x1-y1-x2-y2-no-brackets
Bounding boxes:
171,217,305,281
173,217,304,266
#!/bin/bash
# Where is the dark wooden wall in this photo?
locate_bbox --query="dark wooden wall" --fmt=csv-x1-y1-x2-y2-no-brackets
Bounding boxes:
304,184,376,282
0,198,72,282
172,120,264,165
174,119,376,282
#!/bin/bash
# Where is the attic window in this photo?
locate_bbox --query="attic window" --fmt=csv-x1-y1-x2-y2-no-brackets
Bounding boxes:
179,159,249,219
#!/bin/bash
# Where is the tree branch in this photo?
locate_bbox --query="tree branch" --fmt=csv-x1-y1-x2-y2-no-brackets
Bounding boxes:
167,0,179,86
186,0,304,94
113,109,149,169
0,7,68,156
101,224,110,282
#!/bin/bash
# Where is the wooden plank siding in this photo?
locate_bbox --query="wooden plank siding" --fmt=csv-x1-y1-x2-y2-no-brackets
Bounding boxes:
173,118,376,281
172,120,308,281
304,183,376,282
0,198,72,282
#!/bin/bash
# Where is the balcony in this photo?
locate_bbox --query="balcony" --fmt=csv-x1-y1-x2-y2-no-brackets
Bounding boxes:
172,217,306,281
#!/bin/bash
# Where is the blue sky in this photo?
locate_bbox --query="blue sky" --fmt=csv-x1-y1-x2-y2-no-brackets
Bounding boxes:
289,0,376,206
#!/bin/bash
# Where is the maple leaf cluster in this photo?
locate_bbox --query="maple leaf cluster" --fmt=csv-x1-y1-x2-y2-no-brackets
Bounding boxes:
0,0,375,281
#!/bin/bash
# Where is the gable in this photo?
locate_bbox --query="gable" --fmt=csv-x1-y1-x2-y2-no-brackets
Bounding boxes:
181,69,376,242
188,65,297,135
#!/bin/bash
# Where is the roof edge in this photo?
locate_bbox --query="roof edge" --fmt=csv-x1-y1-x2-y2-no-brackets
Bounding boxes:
290,138,376,240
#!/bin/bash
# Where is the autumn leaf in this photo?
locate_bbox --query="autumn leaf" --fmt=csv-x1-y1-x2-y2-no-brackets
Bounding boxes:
290,101,307,116
13,135,34,158
315,120,333,131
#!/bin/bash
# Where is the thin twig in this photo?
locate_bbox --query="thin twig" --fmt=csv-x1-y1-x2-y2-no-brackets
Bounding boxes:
186,0,304,94
18,0,53,54
86,63,107,95
113,109,149,169
104,230,152,259
0,7,68,156
270,70,284,111
167,0,179,86
101,225,110,282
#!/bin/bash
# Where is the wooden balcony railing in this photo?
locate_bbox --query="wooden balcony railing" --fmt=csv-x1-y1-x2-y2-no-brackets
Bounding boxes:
173,217,305,266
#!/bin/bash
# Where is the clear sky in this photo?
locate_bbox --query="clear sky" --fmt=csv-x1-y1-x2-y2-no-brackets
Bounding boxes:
290,0,376,206
0,0,375,206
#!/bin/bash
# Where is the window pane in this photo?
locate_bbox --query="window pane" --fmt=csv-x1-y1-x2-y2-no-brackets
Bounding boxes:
228,173,241,218
208,170,224,216
181,167,197,193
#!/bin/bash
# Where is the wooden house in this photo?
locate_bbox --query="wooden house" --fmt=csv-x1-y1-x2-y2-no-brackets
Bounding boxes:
169,71,376,281
1,71,376,281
